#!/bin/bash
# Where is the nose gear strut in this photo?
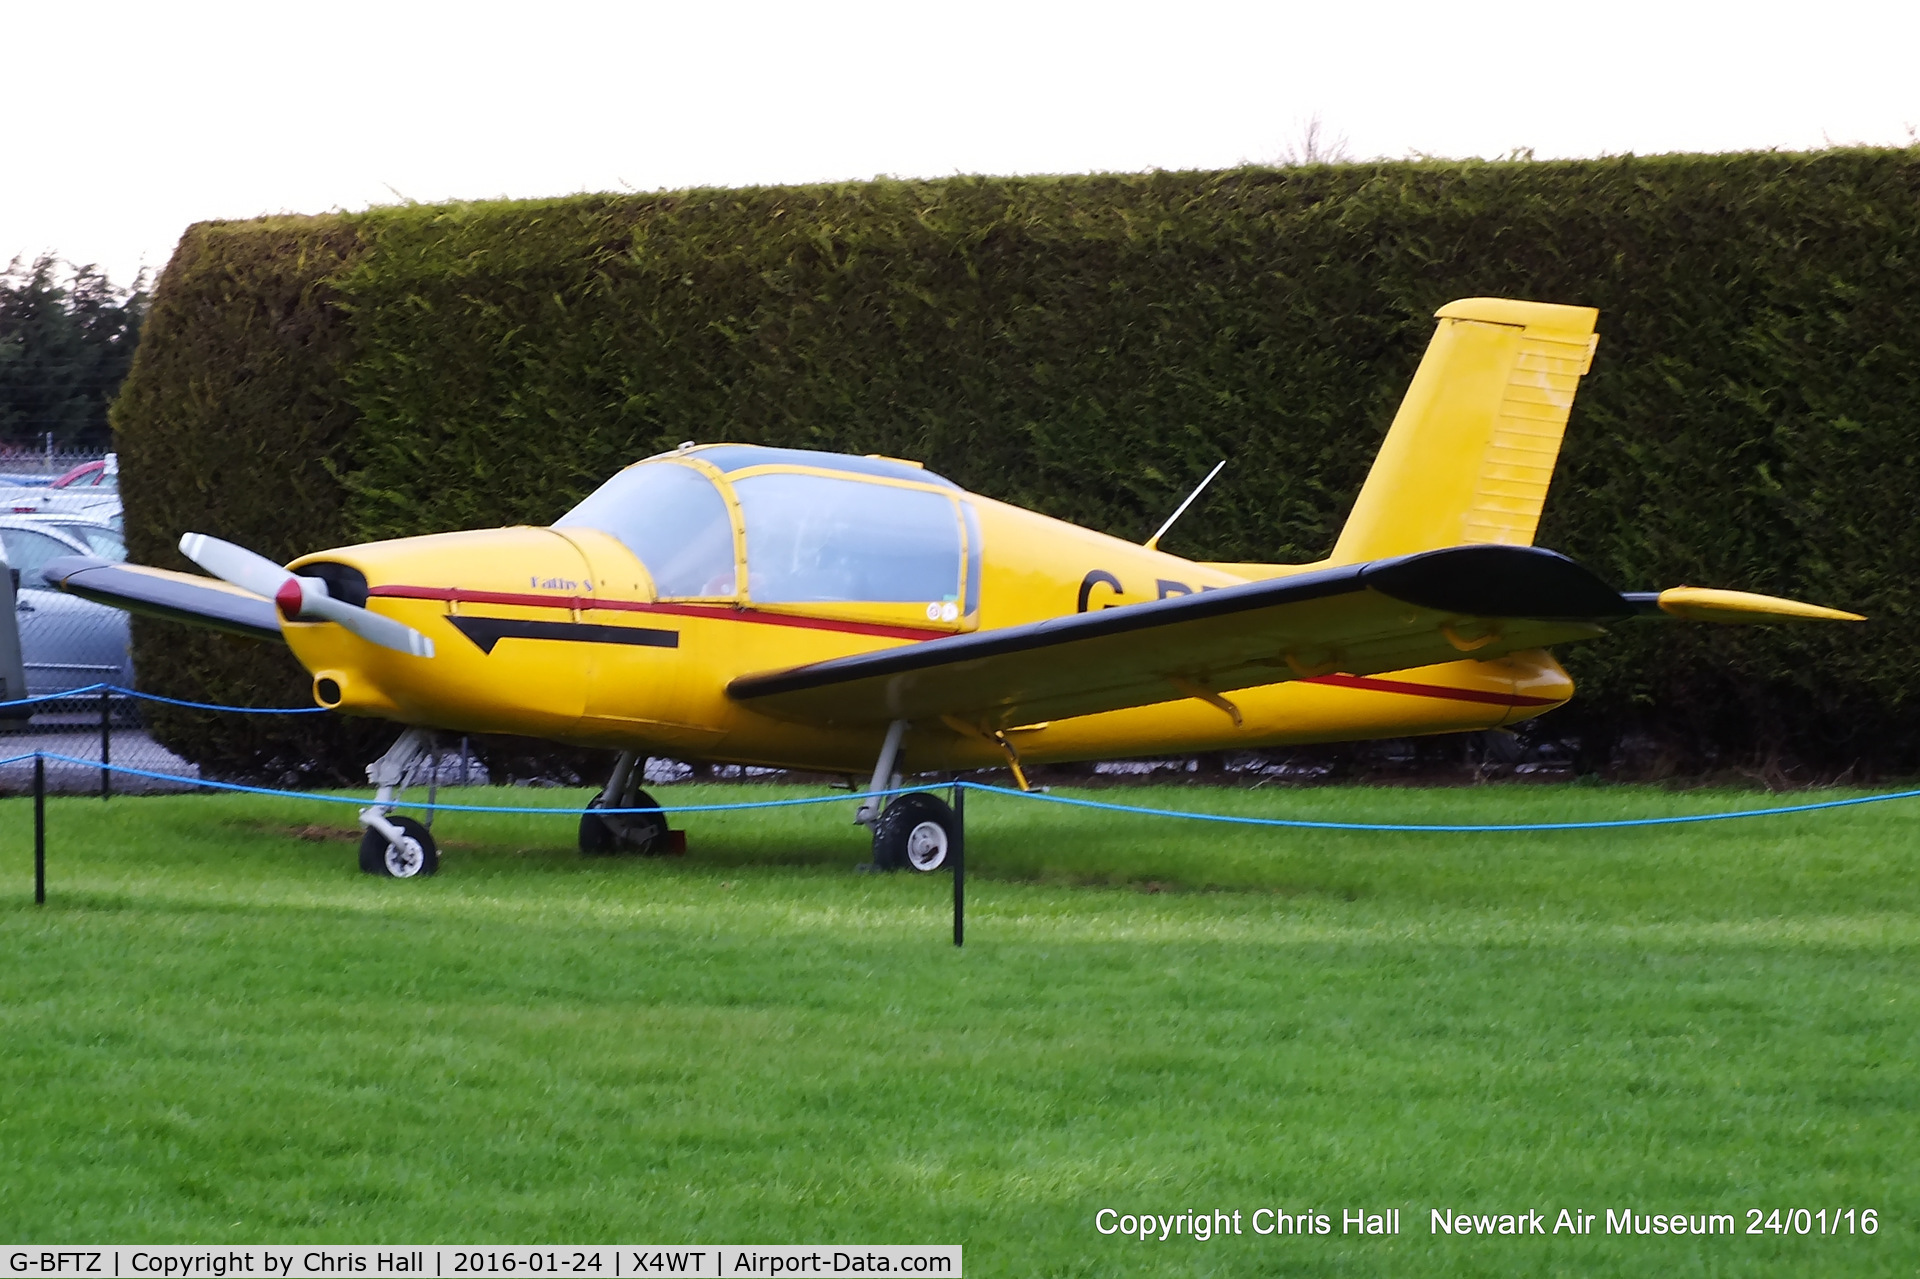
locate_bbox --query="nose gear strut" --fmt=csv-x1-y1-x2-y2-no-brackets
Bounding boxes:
358,728,440,877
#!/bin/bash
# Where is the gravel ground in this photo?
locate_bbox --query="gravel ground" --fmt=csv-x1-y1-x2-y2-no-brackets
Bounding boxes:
0,721,202,794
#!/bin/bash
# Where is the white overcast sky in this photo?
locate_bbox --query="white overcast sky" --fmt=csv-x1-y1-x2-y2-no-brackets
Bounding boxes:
8,0,1918,287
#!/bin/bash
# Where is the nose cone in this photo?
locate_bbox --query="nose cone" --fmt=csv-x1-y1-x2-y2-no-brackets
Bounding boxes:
283,527,596,728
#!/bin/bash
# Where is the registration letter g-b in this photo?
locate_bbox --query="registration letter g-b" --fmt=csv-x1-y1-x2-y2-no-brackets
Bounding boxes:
1078,570,1123,612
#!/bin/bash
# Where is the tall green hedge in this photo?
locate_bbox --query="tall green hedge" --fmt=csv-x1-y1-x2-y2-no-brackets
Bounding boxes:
113,151,1920,778
111,218,393,778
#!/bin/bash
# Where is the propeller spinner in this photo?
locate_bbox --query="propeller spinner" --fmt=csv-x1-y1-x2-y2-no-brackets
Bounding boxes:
179,533,436,658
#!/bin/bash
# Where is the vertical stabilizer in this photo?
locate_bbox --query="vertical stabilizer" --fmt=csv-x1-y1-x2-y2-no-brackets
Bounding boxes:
1328,298,1599,564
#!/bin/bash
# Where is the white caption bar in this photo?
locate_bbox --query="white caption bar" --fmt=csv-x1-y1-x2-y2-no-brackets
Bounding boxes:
3,1249,961,1279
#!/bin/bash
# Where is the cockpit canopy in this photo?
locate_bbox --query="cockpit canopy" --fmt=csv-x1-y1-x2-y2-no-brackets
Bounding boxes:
555,445,980,616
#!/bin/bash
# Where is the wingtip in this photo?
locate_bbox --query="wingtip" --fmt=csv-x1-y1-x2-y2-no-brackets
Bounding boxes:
42,554,111,590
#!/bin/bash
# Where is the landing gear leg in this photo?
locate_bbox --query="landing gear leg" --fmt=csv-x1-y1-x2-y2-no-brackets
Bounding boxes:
358,728,439,878
855,720,909,829
855,719,956,872
580,750,670,854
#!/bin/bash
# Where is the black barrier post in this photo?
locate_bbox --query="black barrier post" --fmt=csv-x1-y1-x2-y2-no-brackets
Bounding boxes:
34,753,45,904
952,777,964,948
99,686,110,801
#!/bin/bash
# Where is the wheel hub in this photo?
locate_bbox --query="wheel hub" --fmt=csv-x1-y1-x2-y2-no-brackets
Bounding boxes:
385,837,425,877
906,820,948,871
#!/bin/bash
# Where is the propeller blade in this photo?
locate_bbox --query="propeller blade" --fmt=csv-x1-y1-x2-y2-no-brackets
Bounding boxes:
179,532,435,658
303,593,436,658
178,532,295,599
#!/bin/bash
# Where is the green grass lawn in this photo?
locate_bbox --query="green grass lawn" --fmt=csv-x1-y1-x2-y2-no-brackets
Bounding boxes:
1,780,1915,1276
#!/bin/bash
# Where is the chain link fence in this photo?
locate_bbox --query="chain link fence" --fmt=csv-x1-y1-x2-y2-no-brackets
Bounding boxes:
0,445,110,482
0,450,133,789
0,705,192,795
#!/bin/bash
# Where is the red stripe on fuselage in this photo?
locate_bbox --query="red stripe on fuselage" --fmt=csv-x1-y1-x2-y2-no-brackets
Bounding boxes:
1303,672,1562,708
367,584,949,642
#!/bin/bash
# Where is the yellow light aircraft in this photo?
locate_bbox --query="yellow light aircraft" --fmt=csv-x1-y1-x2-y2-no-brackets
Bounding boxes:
53,298,1859,878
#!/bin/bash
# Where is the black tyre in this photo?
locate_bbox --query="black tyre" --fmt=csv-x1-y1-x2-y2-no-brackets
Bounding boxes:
579,795,617,855
359,815,439,878
578,791,669,855
872,792,956,872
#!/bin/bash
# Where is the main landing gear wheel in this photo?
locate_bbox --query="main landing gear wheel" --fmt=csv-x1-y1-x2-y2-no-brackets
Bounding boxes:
579,791,670,855
360,815,439,878
872,792,957,872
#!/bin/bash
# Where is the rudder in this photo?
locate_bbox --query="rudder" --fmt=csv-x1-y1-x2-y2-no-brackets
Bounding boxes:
1328,298,1599,564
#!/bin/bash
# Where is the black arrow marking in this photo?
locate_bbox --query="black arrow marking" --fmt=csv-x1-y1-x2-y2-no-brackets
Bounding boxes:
449,616,679,655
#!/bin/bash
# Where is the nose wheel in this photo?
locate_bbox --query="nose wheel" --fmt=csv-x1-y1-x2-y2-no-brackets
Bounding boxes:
360,814,439,878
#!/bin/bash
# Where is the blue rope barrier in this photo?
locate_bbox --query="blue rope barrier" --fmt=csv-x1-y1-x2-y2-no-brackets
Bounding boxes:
0,683,328,714
0,683,116,708
26,752,949,815
109,687,330,714
981,780,1920,832
9,749,1918,831
0,678,1907,832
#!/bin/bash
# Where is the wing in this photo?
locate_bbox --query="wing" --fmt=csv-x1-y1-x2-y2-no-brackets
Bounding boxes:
728,545,1861,730
46,555,284,643
729,545,1620,729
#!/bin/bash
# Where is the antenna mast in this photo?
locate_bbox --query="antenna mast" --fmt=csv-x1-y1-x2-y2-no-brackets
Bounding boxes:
1144,459,1227,552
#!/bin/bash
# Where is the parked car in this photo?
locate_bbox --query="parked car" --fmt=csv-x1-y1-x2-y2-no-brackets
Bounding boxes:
0,517,133,696
2,454,121,520
49,458,116,490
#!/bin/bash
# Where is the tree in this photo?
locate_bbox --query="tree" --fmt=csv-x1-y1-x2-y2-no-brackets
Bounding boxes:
0,254,148,451
1277,115,1353,166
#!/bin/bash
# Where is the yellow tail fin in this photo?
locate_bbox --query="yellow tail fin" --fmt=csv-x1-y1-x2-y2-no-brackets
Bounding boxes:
1328,298,1599,564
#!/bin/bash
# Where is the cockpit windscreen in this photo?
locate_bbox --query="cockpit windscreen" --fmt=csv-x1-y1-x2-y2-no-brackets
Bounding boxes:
556,462,736,597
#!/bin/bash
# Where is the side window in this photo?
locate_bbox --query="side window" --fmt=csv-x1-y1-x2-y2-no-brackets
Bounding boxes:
556,463,736,597
961,499,982,616
734,474,962,605
1,529,78,590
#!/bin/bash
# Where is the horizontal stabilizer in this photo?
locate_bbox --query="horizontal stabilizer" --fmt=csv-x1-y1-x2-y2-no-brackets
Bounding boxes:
1625,586,1865,624
46,555,284,643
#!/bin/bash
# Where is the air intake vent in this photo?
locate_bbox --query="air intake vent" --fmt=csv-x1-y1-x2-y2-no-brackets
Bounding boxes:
299,561,368,608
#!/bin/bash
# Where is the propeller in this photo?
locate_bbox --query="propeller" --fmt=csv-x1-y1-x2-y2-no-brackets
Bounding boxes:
179,533,435,658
